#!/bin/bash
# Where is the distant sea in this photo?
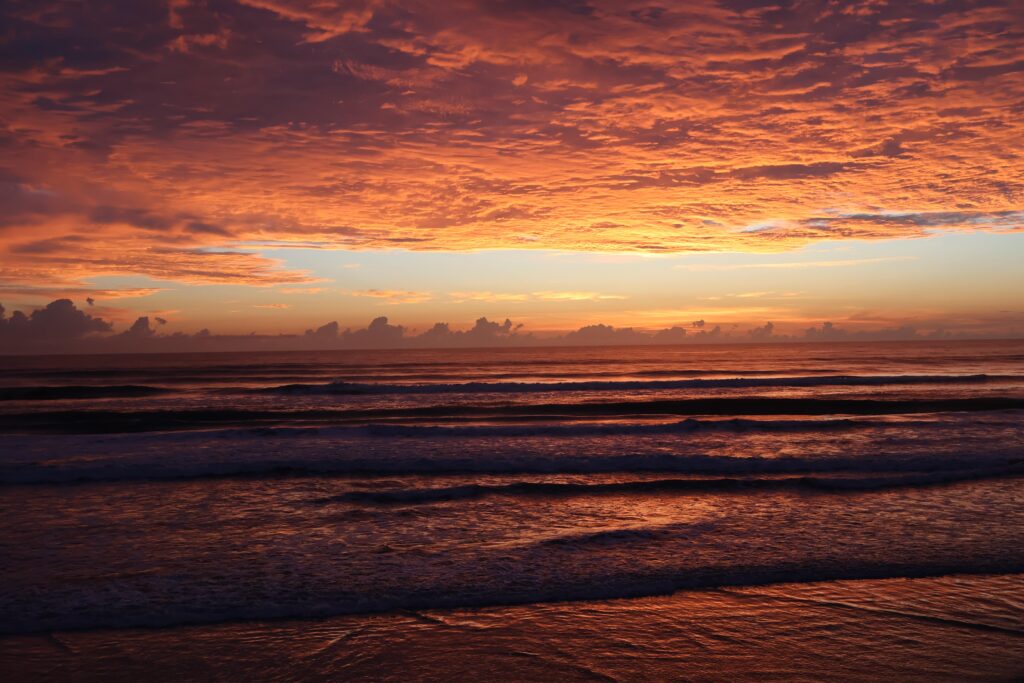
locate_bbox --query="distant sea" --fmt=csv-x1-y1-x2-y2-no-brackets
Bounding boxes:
2,340,1023,679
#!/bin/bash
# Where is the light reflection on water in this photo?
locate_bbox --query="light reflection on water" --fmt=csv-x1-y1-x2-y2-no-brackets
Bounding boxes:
1,341,1023,679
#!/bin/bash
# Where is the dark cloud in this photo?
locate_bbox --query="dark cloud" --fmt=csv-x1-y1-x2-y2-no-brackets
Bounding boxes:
851,138,907,158
741,209,1024,242
343,316,406,347
802,321,921,342
748,321,775,339
731,162,855,181
118,316,157,340
0,299,1016,354
653,327,688,343
561,324,650,345
88,206,234,237
830,210,1024,228
0,180,77,228
9,236,89,255
305,321,340,339
0,298,111,347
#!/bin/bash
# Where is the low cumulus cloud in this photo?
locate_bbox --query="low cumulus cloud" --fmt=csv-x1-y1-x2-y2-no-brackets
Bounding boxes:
0,299,111,345
4,299,1003,354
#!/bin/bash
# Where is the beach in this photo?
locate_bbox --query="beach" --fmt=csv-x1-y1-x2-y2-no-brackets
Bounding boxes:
5,574,1023,681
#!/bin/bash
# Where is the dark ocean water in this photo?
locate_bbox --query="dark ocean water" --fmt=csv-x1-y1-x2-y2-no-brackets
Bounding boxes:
1,340,1023,650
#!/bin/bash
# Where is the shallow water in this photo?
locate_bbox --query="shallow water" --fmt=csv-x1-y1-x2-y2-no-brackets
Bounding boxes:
4,575,1023,682
1,340,1023,678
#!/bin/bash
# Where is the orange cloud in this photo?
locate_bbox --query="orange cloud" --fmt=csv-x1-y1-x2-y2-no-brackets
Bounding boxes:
0,285,165,300
675,256,919,271
349,289,434,304
531,291,628,302
450,291,531,303
449,290,625,303
0,0,1021,291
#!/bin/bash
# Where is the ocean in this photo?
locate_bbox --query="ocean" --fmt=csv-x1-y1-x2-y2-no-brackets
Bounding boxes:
2,340,1023,680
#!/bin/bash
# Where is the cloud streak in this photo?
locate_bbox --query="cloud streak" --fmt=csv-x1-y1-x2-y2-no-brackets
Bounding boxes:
675,256,919,271
349,289,434,304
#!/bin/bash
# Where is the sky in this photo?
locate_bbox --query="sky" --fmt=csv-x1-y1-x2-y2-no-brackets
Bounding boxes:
1,0,1023,350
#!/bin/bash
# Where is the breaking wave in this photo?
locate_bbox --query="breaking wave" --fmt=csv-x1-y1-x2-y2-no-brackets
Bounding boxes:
3,396,1023,433
3,438,1022,484
322,467,1024,505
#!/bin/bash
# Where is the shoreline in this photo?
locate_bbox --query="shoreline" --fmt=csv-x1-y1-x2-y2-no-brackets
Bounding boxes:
4,573,1022,681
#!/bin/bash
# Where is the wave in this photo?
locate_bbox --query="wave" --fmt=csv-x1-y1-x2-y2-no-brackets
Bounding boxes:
0,385,175,401
324,467,1024,505
259,374,1005,396
359,417,904,438
2,366,844,380
4,560,1023,635
0,368,846,393
3,396,1022,434
538,523,719,546
0,373,1010,403
4,440,1022,484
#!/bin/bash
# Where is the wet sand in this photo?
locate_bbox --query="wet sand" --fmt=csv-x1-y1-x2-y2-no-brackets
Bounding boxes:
4,573,1022,682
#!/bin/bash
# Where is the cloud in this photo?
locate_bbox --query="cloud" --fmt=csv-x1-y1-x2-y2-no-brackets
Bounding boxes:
253,303,291,309
278,287,329,294
559,323,689,346
730,162,856,181
801,321,923,342
349,289,434,304
532,291,627,302
1,236,318,288
812,210,1024,231
117,316,157,340
0,299,112,344
851,138,907,159
344,316,406,346
450,291,531,303
450,290,625,303
0,0,1021,292
305,321,340,339
0,286,165,300
738,211,1024,242
2,299,1019,354
236,0,377,42
747,321,775,339
676,256,918,271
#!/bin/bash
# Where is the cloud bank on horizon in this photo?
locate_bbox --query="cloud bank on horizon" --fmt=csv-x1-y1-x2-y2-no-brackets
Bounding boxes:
0,298,1014,354
1,0,1022,347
